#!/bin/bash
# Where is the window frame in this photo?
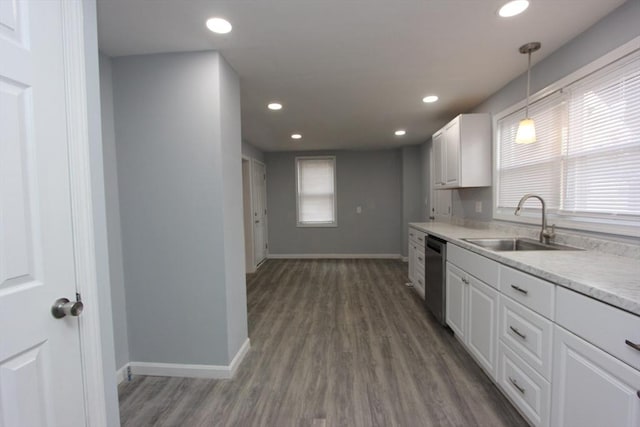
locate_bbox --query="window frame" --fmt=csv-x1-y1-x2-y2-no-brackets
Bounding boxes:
493,36,640,237
295,155,338,228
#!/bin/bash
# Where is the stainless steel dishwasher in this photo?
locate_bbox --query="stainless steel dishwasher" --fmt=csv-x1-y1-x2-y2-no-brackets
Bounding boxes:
424,235,447,325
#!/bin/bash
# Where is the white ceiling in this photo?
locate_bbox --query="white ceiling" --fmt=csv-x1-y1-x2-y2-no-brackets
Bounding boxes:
97,0,626,151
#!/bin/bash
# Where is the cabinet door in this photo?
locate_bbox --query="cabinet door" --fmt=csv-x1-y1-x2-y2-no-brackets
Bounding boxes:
445,118,460,186
433,131,445,186
551,325,640,427
408,241,416,283
467,277,499,379
446,262,467,342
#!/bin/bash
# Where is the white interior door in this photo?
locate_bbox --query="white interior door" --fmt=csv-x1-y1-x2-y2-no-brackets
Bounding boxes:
429,142,452,219
0,1,86,425
252,160,267,265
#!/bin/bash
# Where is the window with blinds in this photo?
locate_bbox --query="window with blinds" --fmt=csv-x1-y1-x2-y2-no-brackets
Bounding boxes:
495,47,640,235
296,156,337,226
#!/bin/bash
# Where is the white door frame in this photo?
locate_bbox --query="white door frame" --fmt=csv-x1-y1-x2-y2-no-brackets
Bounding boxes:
60,1,108,424
251,158,268,265
242,155,256,273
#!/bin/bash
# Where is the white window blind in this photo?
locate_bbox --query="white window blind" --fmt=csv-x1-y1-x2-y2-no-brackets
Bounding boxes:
496,93,564,211
495,47,640,234
296,157,336,226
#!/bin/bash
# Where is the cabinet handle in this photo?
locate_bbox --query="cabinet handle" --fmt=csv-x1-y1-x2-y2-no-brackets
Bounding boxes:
418,257,423,261
625,340,640,352
510,284,529,295
509,377,525,394
509,326,527,340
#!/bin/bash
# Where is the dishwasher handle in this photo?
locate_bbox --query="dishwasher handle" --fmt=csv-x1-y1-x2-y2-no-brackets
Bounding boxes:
426,237,445,253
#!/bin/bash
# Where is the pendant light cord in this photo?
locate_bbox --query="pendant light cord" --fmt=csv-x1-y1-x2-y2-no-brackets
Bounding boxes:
525,51,531,118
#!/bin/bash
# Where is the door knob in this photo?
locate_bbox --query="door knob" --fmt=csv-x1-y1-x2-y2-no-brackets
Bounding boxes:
51,297,84,319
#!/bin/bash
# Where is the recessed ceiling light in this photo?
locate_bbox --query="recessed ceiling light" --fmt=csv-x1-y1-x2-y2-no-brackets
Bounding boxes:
268,102,283,110
422,95,439,103
498,0,529,17
206,17,232,34
291,133,302,140
395,130,406,136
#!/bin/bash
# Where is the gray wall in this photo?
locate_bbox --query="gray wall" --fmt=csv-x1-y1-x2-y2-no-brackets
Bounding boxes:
112,51,247,365
266,149,403,255
401,145,424,256
426,0,640,223
82,1,120,424
99,53,130,372
242,140,264,161
218,57,249,360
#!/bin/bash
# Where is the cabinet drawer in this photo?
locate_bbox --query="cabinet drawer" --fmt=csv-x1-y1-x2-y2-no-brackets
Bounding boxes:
448,244,499,288
498,342,550,427
499,295,553,380
499,265,554,319
414,270,425,300
415,245,425,269
556,286,640,371
409,228,426,246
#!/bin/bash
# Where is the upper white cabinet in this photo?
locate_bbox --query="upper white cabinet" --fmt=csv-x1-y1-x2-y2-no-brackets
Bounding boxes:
432,114,491,189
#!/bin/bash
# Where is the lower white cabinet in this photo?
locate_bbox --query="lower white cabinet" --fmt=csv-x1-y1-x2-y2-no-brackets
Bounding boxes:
551,325,640,427
498,342,551,427
408,228,426,298
467,276,499,379
445,260,498,380
445,262,467,341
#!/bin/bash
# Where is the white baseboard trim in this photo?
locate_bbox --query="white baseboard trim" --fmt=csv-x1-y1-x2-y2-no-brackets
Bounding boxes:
228,338,251,377
116,363,130,384
127,338,251,380
267,253,402,260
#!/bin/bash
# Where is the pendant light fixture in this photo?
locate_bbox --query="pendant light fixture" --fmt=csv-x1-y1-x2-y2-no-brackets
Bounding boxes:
516,42,541,144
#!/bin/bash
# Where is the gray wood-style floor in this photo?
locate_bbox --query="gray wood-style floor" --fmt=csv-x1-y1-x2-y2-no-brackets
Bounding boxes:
118,259,527,426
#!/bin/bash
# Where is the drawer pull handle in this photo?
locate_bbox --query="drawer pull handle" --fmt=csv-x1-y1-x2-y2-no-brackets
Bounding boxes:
509,377,525,395
510,284,529,295
625,340,640,352
509,326,527,340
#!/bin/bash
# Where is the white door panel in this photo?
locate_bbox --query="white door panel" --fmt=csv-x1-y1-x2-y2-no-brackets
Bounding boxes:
0,1,86,425
252,160,267,265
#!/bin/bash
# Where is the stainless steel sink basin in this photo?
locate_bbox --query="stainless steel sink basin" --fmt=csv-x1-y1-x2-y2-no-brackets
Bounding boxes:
462,237,582,252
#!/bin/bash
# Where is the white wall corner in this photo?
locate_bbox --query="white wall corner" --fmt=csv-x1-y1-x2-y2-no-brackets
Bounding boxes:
116,363,130,385
127,338,251,380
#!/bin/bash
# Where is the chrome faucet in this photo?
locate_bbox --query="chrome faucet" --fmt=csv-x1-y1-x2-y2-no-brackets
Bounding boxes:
514,194,556,244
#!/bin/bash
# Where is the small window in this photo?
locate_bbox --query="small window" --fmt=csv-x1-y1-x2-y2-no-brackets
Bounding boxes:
296,156,337,227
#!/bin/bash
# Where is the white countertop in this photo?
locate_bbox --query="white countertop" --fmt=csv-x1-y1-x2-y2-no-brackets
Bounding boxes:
410,222,640,316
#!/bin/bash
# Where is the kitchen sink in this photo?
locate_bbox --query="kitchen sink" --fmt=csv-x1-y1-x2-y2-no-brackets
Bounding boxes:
462,237,582,252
